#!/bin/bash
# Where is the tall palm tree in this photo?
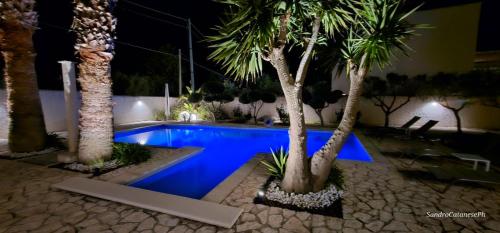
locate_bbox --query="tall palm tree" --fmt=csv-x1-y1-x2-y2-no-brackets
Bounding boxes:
209,0,419,193
0,0,48,152
73,0,117,164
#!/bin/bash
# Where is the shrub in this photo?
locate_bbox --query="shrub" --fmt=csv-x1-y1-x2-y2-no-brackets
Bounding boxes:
154,110,167,121
112,143,151,165
170,99,214,122
261,147,287,179
276,104,289,125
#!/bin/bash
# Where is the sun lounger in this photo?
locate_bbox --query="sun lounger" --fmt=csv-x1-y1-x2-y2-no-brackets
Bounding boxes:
395,120,439,140
398,148,445,166
425,165,500,193
451,153,491,172
364,116,421,138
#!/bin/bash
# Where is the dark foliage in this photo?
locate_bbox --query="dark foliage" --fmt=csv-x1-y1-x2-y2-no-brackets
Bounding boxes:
112,143,151,166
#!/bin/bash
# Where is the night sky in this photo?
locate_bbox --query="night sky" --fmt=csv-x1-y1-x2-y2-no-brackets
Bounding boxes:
3,0,499,90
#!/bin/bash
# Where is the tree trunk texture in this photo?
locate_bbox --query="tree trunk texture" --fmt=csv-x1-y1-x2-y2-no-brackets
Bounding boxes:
310,64,367,191
77,58,114,164
73,0,117,164
271,49,311,193
0,5,47,152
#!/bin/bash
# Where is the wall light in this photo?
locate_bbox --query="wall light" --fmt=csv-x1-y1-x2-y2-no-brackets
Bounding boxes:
431,101,439,106
136,100,144,106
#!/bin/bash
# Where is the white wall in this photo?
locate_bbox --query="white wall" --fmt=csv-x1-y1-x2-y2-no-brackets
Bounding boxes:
332,3,482,92
372,2,481,77
0,90,176,139
2,90,499,139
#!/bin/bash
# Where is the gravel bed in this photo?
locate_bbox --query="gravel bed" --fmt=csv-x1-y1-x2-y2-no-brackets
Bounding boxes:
264,179,343,209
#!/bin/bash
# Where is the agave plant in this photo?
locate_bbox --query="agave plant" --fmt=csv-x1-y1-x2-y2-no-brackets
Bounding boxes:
261,146,288,179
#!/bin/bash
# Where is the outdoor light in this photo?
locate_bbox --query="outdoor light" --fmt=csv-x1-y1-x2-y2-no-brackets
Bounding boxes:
431,101,439,106
139,139,146,145
136,100,144,106
257,190,265,197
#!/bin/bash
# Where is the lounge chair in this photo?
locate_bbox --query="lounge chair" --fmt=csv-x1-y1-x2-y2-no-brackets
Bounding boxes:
425,165,500,193
364,116,421,138
399,135,497,167
395,120,439,140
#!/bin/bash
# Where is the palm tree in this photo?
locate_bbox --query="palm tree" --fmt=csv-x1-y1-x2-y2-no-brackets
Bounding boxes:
209,0,419,193
0,0,48,152
73,0,117,164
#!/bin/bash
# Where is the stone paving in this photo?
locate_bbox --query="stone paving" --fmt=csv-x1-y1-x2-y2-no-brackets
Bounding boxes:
1,133,500,233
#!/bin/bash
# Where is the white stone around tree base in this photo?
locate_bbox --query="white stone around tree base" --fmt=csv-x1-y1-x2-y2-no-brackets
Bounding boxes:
264,180,343,209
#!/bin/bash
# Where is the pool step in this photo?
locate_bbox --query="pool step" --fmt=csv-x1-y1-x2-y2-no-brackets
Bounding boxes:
52,177,243,228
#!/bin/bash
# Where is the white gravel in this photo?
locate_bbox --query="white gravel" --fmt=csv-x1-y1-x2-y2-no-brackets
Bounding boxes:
264,180,343,209
64,159,121,172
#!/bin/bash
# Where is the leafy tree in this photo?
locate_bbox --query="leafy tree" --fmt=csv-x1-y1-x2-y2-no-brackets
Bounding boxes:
303,82,344,126
363,73,416,127
201,80,235,120
1,0,48,152
209,0,419,193
420,71,500,134
239,88,277,124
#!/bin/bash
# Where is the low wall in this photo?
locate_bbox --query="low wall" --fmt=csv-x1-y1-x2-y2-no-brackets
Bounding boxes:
1,90,499,139
0,90,176,139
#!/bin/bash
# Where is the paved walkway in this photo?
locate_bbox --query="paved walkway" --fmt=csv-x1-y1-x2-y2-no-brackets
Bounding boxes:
1,134,499,232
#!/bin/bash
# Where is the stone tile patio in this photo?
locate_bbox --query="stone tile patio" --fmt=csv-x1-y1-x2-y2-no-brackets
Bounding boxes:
1,133,499,233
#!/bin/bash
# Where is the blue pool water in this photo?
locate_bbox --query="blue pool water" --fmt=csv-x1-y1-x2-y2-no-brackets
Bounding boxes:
114,124,372,199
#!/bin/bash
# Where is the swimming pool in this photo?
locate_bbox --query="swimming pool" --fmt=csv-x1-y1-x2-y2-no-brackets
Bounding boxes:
114,124,372,199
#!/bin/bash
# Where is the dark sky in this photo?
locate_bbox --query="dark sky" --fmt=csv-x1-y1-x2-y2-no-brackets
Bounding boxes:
18,0,500,90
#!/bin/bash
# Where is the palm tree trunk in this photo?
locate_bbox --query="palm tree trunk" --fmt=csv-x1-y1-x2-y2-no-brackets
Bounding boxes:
73,0,117,164
77,59,114,163
310,59,367,191
1,2,47,152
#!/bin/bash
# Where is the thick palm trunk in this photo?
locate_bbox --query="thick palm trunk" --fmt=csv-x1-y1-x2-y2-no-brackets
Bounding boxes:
73,0,117,164
1,1,47,152
77,59,114,163
310,61,367,191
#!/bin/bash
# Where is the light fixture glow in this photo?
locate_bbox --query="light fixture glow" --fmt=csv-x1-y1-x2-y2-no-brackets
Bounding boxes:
431,101,438,106
257,190,265,197
136,100,144,106
138,139,146,145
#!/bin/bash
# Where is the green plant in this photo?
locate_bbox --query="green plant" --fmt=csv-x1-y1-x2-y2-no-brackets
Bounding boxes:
154,110,167,121
171,95,214,122
90,158,105,169
112,143,151,166
327,164,344,189
276,105,289,125
261,147,288,179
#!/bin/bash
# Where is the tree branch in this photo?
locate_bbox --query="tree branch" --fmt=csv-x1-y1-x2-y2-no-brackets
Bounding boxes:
295,17,321,86
390,96,411,114
276,12,291,49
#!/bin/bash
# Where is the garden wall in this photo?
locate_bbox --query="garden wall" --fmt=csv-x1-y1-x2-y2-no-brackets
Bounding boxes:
1,90,499,139
0,90,176,139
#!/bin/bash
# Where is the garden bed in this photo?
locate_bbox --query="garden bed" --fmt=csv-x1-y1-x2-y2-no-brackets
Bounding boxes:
49,159,125,176
253,176,343,218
